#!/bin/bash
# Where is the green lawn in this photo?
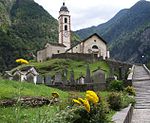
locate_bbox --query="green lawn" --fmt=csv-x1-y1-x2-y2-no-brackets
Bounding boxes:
0,79,68,100
0,79,112,122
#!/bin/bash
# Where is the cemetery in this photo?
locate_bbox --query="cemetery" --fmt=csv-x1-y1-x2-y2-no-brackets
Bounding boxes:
0,58,136,123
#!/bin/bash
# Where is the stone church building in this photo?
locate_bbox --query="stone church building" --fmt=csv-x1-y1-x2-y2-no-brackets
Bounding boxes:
37,2,110,62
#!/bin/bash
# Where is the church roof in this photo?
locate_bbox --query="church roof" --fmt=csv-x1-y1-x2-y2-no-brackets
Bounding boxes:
60,2,69,12
82,33,107,44
66,33,107,52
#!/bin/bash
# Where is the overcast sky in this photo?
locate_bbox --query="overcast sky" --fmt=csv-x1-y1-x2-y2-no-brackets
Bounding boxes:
34,0,149,31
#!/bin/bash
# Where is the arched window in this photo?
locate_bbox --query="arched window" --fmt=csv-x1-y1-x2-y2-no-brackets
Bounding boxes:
92,45,98,49
64,25,68,31
64,18,67,23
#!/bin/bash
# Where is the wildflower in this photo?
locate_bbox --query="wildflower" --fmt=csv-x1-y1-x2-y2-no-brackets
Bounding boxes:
78,98,85,104
72,99,81,105
52,92,59,98
82,99,90,112
78,98,90,112
86,90,99,104
16,58,29,64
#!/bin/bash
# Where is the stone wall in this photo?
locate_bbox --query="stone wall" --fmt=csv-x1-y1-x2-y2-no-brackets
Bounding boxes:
105,59,132,80
52,53,102,62
49,83,106,91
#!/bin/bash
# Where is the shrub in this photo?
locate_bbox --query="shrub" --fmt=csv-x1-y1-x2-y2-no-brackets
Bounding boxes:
108,92,122,111
52,90,110,123
124,86,136,96
121,93,136,108
109,80,124,91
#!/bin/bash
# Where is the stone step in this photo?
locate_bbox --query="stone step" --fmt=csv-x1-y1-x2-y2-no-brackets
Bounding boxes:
134,106,150,109
136,97,150,100
136,94,150,96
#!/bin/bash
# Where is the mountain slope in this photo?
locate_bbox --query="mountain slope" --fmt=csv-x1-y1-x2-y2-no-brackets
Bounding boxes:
75,0,150,63
0,0,59,72
0,0,79,72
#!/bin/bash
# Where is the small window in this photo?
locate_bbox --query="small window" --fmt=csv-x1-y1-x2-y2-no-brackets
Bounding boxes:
64,18,67,23
76,47,77,49
64,25,68,31
57,50,60,53
92,45,98,49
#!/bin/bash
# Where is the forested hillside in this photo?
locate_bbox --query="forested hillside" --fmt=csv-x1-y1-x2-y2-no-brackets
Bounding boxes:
75,0,150,63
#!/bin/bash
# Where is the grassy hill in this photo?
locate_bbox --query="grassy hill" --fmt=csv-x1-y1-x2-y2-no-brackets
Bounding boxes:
12,58,110,79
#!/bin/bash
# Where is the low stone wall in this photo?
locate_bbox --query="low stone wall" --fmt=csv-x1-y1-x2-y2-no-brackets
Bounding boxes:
125,65,135,86
52,53,102,62
49,83,106,91
143,64,150,75
112,104,133,123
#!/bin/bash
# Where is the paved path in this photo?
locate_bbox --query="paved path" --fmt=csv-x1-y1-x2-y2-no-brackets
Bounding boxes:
131,65,150,123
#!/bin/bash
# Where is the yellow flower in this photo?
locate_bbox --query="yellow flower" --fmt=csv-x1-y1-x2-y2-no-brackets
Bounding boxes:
78,98,90,112
16,58,29,64
82,99,90,112
86,90,99,104
78,98,85,104
52,92,59,98
72,99,81,105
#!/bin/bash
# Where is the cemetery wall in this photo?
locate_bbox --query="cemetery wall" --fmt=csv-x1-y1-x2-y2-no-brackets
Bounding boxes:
49,83,106,91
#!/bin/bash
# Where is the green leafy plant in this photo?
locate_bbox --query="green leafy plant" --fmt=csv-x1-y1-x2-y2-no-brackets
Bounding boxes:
52,90,110,123
108,92,122,111
109,80,124,91
124,86,136,96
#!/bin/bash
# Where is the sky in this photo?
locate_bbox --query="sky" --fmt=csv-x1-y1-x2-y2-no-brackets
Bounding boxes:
34,0,149,31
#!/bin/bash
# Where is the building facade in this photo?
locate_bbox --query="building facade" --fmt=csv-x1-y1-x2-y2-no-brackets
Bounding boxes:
67,33,109,59
37,2,110,62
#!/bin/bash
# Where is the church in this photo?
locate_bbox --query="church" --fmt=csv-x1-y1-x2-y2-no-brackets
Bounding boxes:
37,2,110,62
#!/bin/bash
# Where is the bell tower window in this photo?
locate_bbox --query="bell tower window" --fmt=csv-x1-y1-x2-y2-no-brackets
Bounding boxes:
64,18,67,23
64,25,68,31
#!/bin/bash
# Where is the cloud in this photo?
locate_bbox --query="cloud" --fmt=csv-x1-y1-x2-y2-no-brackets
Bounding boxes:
34,0,150,30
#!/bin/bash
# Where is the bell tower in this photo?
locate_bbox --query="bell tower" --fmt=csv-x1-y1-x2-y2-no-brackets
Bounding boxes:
58,2,71,50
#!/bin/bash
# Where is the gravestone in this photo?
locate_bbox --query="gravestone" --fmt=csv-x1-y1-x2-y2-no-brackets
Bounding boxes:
13,73,21,81
36,75,44,84
92,69,106,83
26,73,34,83
85,65,91,83
54,72,63,85
77,76,85,84
70,69,75,85
63,68,68,85
109,64,115,79
44,75,52,86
